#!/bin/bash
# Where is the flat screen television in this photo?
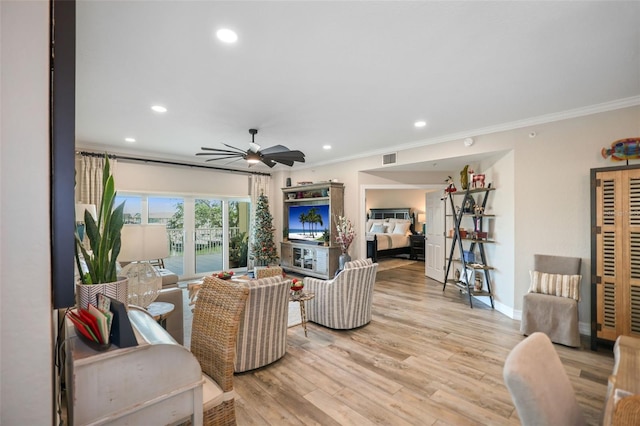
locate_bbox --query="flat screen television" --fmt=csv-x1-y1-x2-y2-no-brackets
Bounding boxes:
288,204,330,243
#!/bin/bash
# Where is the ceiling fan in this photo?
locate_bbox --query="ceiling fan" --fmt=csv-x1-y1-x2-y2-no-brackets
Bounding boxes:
196,129,305,168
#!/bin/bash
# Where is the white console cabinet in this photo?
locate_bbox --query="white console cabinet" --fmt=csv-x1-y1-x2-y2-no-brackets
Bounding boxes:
281,182,344,279
281,241,340,279
65,310,203,425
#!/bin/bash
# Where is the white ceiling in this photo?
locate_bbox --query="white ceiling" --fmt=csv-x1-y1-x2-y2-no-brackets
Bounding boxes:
75,1,640,172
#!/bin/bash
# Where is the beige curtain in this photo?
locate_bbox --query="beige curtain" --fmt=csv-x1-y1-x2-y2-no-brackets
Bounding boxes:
76,154,117,217
247,174,271,270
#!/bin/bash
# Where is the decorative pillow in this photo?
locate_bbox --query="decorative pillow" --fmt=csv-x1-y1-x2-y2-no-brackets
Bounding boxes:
365,219,378,232
370,223,387,233
393,222,411,235
528,270,582,301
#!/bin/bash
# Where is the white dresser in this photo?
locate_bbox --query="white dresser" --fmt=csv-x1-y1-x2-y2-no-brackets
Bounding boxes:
65,310,203,425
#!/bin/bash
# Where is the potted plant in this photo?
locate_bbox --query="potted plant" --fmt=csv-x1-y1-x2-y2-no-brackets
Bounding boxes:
74,155,128,309
322,228,330,246
229,231,248,268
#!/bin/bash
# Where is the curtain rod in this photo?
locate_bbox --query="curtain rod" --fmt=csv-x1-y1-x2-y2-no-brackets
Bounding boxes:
77,151,271,177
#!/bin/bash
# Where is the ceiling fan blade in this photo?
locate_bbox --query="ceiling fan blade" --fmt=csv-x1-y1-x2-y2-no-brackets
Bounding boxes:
259,145,290,155
198,147,246,155
262,151,305,162
271,158,294,166
196,151,244,156
222,143,248,153
204,154,244,161
261,158,276,168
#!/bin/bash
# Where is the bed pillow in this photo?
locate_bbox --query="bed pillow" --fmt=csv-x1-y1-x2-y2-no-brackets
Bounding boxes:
393,222,411,235
367,220,388,232
370,223,388,233
528,270,582,301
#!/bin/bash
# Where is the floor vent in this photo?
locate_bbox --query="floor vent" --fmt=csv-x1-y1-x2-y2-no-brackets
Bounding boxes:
382,152,397,165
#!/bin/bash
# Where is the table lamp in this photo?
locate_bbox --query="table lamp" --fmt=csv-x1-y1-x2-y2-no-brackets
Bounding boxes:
417,213,426,234
118,225,169,308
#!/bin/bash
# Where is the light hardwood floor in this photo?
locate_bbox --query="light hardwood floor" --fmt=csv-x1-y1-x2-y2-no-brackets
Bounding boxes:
233,261,614,425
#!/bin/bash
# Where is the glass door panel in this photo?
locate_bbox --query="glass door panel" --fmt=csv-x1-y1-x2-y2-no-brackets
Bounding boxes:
195,199,223,274
149,196,184,276
115,195,142,224
229,201,250,269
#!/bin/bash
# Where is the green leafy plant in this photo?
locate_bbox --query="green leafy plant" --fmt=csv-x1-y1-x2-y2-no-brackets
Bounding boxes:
229,231,248,268
75,155,126,284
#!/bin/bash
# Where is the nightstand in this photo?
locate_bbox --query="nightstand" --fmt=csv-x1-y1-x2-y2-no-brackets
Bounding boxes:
410,234,425,260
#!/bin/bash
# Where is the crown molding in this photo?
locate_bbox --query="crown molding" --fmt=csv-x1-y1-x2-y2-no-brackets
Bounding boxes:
303,96,640,169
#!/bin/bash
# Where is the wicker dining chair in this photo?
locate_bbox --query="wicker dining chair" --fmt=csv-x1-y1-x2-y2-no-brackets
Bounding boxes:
190,276,249,426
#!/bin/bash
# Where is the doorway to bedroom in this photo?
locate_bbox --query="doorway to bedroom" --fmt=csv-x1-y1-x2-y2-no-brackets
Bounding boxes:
361,184,445,282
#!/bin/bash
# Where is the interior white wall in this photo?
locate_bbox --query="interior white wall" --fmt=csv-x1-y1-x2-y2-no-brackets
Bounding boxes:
481,151,516,316
510,108,640,329
280,105,639,329
366,189,425,213
0,1,52,423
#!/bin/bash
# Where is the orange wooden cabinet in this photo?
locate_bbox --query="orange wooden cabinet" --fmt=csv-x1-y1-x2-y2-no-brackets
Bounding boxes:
591,165,640,349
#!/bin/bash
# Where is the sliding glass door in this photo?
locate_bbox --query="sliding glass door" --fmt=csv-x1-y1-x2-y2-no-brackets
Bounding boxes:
194,199,223,274
156,197,185,276
116,193,249,279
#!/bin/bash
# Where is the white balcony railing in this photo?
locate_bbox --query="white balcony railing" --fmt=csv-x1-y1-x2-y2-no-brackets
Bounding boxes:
167,227,242,253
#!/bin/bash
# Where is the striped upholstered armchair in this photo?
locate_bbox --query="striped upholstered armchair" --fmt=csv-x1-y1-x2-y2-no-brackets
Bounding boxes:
234,275,292,372
304,258,379,330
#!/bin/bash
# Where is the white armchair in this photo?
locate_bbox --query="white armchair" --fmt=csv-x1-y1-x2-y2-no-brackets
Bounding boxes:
234,275,291,372
304,258,378,330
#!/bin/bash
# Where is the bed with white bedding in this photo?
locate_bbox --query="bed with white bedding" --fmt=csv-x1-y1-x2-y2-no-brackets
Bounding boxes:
365,208,415,262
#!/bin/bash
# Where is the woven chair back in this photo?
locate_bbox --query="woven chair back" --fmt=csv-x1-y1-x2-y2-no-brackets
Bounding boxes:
190,276,249,392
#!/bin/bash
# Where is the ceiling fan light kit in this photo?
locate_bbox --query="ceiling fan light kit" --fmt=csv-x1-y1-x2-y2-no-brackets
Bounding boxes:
196,129,305,168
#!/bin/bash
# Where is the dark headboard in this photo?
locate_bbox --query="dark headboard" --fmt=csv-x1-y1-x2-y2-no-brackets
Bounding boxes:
367,208,416,233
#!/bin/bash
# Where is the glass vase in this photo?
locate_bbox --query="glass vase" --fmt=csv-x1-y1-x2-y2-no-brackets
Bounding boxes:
338,252,351,271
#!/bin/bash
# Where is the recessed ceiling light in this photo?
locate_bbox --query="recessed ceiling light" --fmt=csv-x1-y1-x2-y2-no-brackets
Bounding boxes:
323,145,332,150
414,120,427,128
216,28,238,43
151,105,167,113
124,137,136,143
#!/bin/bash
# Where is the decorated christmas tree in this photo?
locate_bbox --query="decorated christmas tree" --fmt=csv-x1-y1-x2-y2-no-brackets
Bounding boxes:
251,193,279,266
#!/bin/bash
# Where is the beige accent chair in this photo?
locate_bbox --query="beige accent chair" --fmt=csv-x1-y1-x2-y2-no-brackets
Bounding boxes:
520,254,582,347
190,276,249,425
234,275,291,372
304,258,378,330
503,332,586,426
254,265,283,279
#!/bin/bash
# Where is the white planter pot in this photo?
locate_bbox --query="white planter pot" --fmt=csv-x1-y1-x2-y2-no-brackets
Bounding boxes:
76,277,129,310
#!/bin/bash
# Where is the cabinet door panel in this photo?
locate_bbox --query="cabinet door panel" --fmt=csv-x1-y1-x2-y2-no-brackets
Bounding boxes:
595,168,640,341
